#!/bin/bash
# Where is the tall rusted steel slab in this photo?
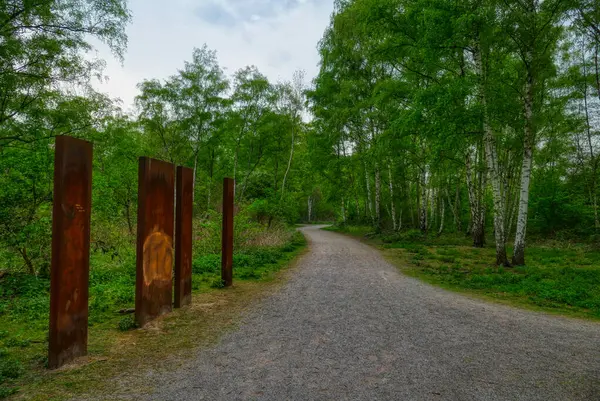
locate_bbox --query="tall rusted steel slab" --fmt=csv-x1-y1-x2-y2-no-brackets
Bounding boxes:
48,136,93,369
135,157,175,327
174,166,193,308
221,178,234,287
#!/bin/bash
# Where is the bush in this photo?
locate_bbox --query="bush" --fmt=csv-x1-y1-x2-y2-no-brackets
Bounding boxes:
0,356,23,380
117,315,138,332
192,254,221,274
209,278,226,289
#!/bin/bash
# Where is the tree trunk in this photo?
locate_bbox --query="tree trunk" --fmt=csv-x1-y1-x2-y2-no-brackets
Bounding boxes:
281,125,295,199
192,150,198,203
364,161,374,225
341,197,346,224
398,209,403,230
582,49,599,230
446,187,460,233
420,169,428,234
466,150,485,247
388,163,397,231
455,184,462,231
513,64,535,266
429,188,436,231
207,149,215,210
307,196,312,222
474,35,509,264
438,197,445,236
375,162,381,231
19,247,35,275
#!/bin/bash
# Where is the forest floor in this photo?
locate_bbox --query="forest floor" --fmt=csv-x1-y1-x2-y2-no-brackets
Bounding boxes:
0,231,306,400
88,225,598,400
329,225,600,320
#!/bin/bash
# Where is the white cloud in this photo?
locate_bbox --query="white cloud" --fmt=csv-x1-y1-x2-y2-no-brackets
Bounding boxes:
91,0,333,114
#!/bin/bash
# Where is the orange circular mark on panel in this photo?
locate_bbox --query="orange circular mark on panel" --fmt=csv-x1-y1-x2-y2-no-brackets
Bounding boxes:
143,228,173,286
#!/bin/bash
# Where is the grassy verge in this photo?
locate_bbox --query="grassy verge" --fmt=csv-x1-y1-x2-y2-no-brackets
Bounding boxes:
327,225,600,320
0,230,306,400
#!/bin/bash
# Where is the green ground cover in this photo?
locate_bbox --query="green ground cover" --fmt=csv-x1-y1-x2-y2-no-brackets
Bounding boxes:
0,228,305,399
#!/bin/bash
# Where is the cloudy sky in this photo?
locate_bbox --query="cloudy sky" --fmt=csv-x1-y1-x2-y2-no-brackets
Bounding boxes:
92,0,334,113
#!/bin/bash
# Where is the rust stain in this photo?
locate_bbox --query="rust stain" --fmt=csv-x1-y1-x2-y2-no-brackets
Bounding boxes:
143,227,173,287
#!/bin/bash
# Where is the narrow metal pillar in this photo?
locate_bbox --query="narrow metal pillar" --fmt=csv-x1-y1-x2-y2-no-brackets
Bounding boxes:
135,157,175,327
221,178,234,287
48,136,93,369
174,166,193,308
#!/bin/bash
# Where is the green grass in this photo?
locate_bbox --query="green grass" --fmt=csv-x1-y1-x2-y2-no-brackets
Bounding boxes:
329,225,600,320
0,230,306,399
323,224,373,237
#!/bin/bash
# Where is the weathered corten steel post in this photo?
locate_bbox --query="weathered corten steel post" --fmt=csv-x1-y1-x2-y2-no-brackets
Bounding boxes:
221,178,234,287
174,166,193,308
135,157,175,327
48,136,93,369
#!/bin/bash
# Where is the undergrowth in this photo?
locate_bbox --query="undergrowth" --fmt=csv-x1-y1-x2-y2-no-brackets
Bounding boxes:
0,220,306,399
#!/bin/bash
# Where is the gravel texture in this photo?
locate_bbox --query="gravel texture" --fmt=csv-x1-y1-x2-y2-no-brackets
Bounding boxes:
144,225,600,400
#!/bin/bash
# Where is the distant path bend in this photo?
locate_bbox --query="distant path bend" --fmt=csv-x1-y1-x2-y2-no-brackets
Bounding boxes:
149,225,600,401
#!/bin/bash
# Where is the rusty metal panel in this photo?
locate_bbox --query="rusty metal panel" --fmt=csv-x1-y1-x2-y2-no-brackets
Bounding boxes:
174,166,193,308
221,178,234,287
135,157,175,327
48,136,93,369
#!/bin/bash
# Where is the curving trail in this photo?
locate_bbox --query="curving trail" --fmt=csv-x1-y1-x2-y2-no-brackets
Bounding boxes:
147,225,600,400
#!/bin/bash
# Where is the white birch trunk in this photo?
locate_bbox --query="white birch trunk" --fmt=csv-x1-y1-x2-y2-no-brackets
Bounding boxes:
398,209,403,230
513,57,535,266
474,36,509,264
438,197,445,236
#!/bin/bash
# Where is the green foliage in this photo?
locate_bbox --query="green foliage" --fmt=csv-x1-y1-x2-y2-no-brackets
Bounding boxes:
193,254,221,275
310,0,600,265
0,219,305,398
0,354,23,396
117,315,138,332
209,278,226,289
193,229,307,285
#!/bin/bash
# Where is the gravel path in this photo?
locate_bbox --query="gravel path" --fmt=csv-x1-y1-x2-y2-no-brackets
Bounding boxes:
147,225,600,400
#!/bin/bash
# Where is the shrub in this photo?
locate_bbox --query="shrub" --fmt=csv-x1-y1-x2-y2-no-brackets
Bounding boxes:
117,315,138,332
0,356,23,380
192,254,221,274
209,278,226,289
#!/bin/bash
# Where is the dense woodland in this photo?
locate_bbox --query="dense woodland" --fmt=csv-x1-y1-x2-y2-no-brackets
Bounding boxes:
1,0,600,275
310,0,600,266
